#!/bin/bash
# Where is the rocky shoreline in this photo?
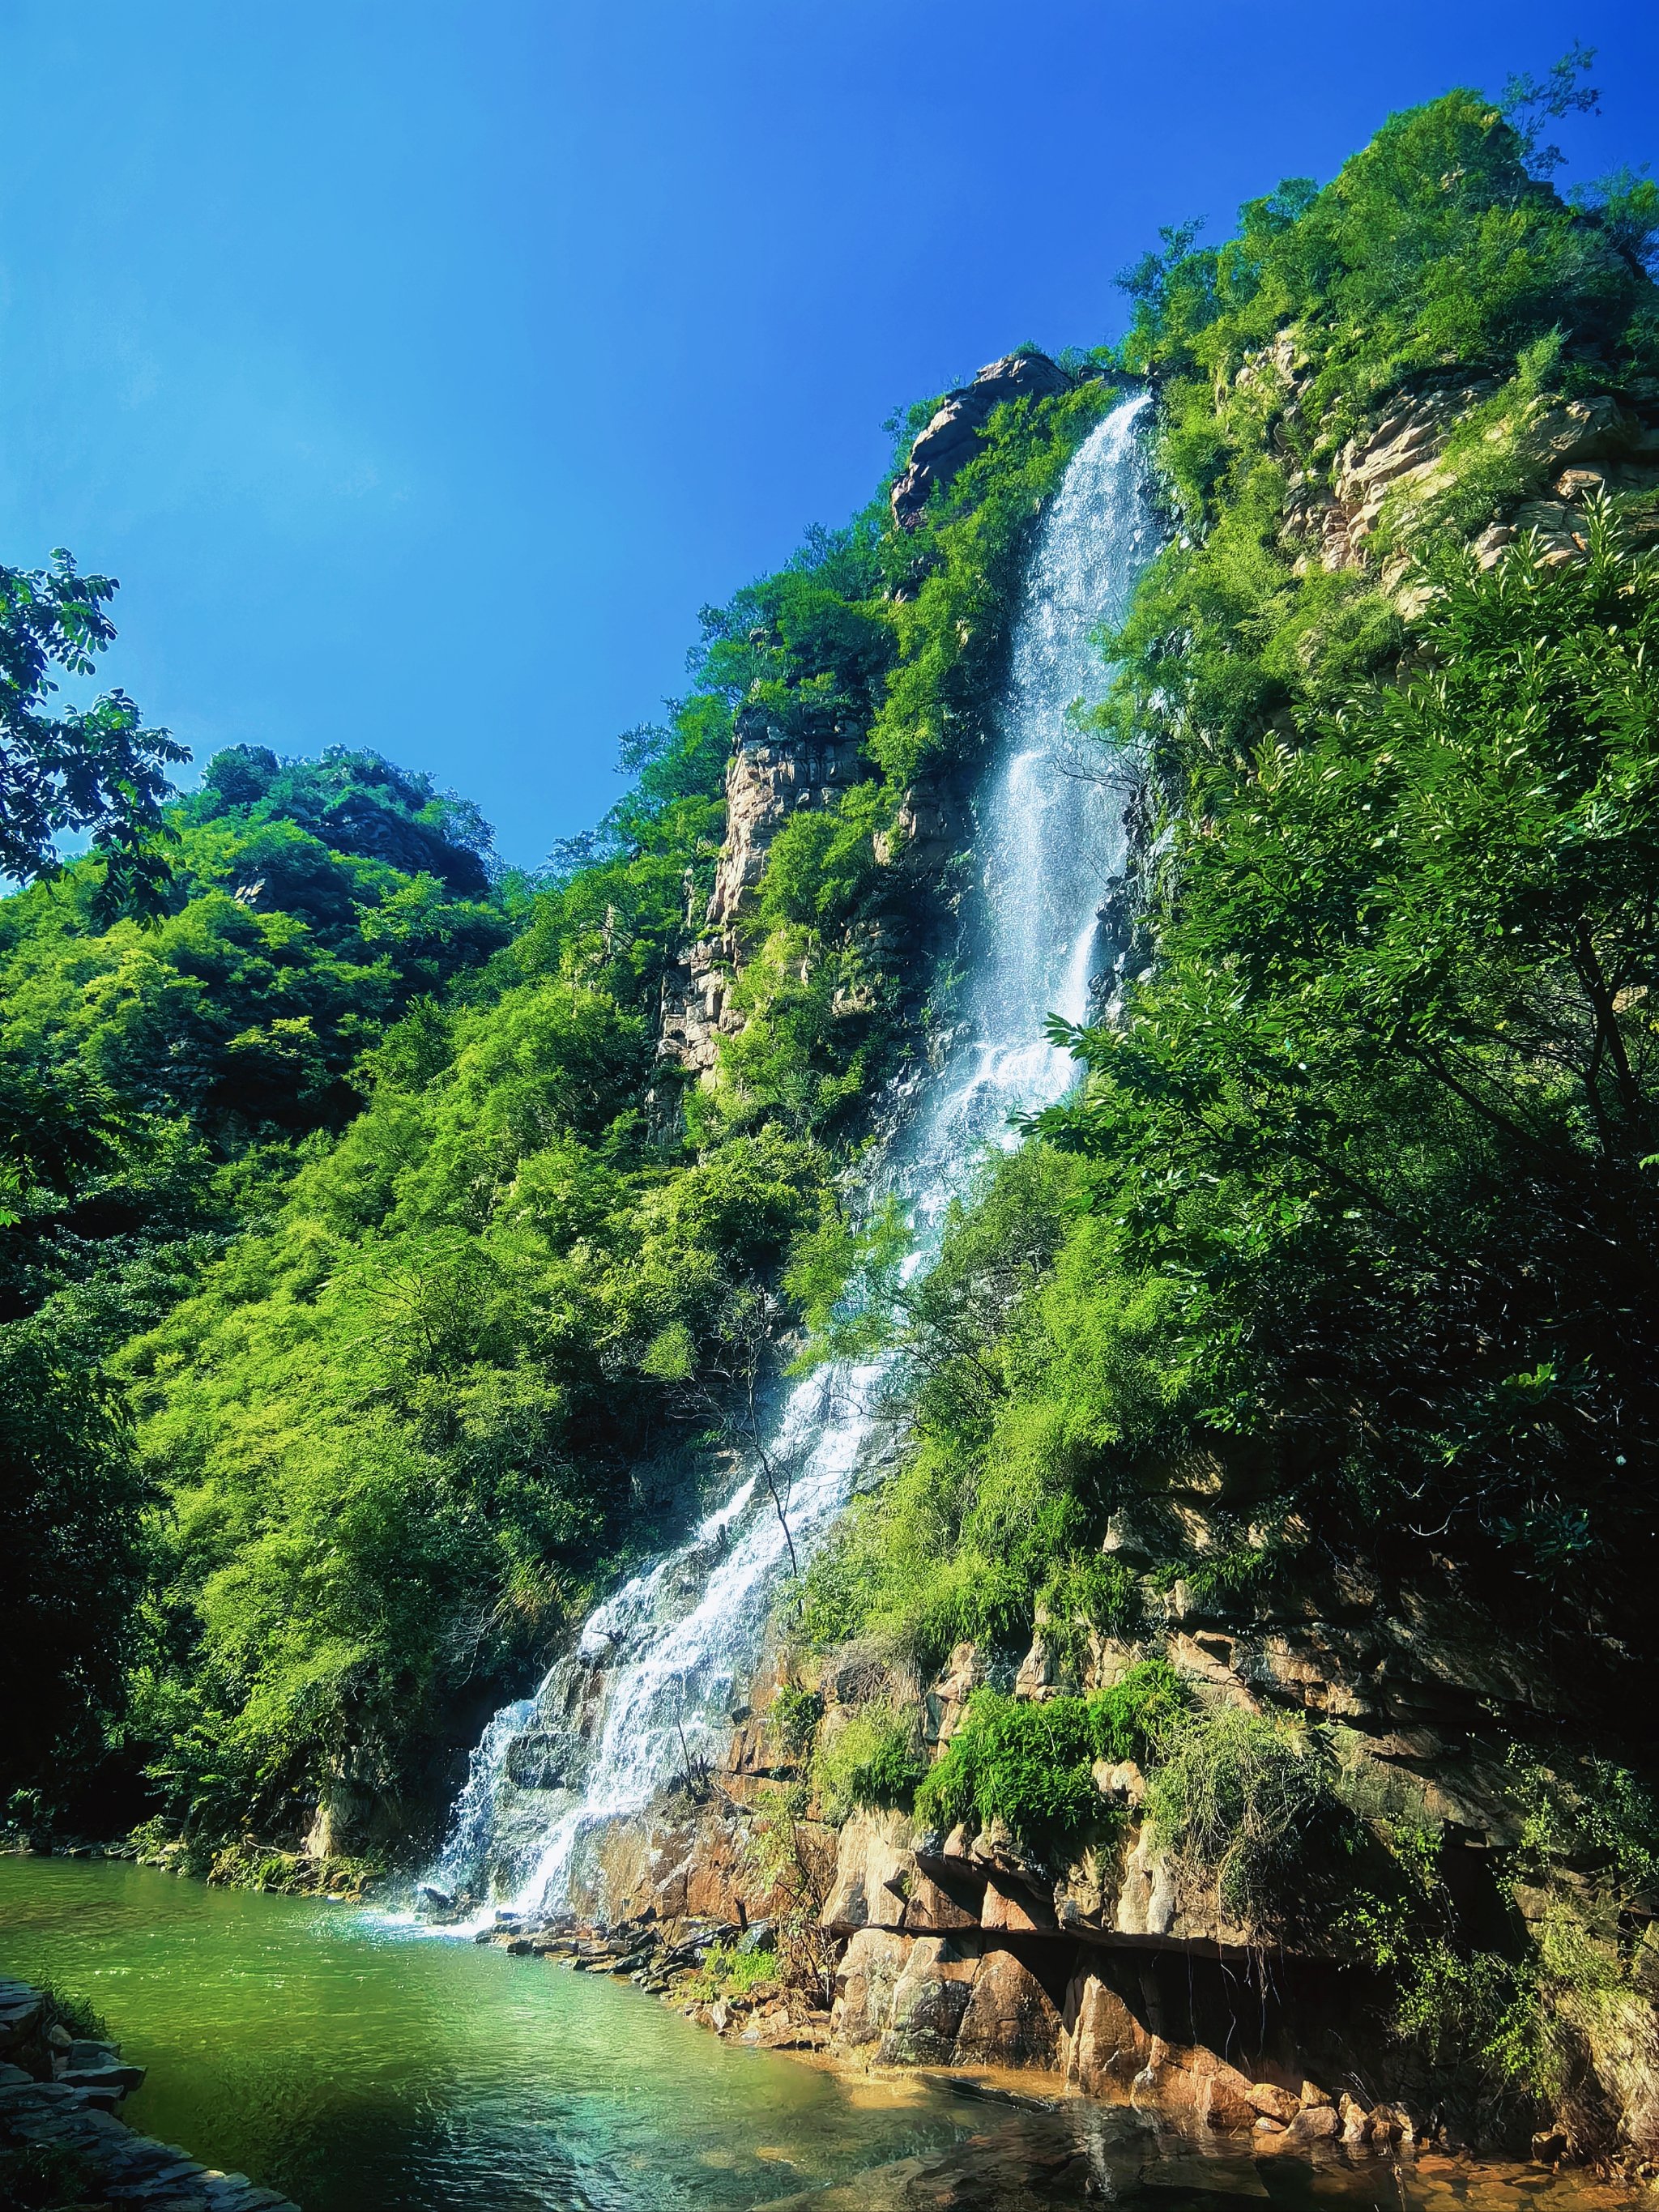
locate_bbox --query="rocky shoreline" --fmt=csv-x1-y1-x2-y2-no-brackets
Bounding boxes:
454,1906,1646,2210
460,1899,1429,2158
0,1977,299,2212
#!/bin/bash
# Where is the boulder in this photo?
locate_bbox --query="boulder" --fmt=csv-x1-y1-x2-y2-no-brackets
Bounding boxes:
953,1946,1064,2069
1247,2081,1302,2124
1138,2038,1260,2132
1061,1972,1152,2094
875,1935,981,2065
891,355,1073,529
830,1926,910,2047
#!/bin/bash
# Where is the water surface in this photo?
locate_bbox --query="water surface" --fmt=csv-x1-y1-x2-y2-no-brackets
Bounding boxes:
2,1860,1640,2212
0,1857,979,2210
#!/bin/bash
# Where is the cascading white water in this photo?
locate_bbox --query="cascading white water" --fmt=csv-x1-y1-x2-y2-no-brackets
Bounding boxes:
433,391,1155,1918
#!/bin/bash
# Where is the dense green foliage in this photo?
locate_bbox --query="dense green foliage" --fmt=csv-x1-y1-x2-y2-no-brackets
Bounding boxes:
1053,512,1659,1617
0,1322,151,1805
0,348,1107,1839
791,83,1659,2130
0,552,186,922
807,78,1659,1699
13,77,1659,2150
1105,86,1659,786
914,1661,1183,1847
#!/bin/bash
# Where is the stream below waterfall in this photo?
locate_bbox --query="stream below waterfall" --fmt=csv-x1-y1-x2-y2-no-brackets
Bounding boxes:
3,1859,1641,2212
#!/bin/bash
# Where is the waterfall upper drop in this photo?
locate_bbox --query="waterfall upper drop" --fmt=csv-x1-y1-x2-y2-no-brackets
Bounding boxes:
434,391,1157,1918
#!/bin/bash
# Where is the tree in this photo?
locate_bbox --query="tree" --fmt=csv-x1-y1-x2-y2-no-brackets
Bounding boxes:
0,1320,152,1806
0,551,186,923
1044,509,1659,1621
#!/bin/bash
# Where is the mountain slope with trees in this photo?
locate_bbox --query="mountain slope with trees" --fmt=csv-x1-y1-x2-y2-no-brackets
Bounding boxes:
8,59,1659,2163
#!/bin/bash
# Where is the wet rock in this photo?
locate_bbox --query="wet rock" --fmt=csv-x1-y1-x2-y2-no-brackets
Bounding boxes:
1247,2082,1301,2124
1137,2039,1259,2133
953,1946,1063,2069
875,1936,980,2065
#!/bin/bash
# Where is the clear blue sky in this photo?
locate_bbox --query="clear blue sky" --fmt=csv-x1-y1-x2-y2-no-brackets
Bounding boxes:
2,2,1655,869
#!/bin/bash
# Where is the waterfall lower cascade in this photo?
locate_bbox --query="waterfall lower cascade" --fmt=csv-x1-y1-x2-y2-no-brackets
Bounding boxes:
433,392,1156,1920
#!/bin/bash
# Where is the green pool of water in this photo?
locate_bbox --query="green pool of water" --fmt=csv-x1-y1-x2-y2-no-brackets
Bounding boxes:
0,1857,980,2210
6,1859,1640,2212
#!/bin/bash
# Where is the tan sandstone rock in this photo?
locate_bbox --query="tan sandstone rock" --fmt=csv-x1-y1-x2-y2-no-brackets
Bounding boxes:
953,1946,1064,2069
1061,1972,1152,2093
830,1926,910,2048
819,1808,913,1933
875,1935,982,2066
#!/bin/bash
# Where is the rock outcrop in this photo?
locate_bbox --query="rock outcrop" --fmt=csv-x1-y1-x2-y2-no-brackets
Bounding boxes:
1257,339,1659,591
654,712,967,1097
658,706,864,1086
890,353,1073,530
655,349,1082,1101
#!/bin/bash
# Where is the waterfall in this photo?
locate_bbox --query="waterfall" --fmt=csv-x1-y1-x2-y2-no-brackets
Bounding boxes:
432,390,1155,1918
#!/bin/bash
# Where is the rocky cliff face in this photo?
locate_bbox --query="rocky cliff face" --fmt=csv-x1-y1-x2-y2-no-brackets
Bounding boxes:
561,1537,1592,2155
659,353,1086,1096
1248,335,1659,588
657,705,865,1085
891,353,1075,530
499,356,1659,2165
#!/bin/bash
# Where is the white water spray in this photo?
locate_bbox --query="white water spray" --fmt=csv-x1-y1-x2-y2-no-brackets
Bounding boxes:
433,392,1155,1916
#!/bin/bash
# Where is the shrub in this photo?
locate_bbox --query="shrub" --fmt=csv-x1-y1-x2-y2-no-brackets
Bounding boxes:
1087,1660,1187,1765
814,1709,924,1822
915,1666,1183,1852
690,1939,779,2001
1037,1554,1144,1677
0,2142,103,2210
916,1691,1096,1847
1144,1704,1352,1938
769,1684,825,1762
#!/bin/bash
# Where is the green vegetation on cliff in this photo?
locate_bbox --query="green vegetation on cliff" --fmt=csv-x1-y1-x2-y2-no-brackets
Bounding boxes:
10,59,1659,2156
1,360,1109,1848
794,79,1659,2140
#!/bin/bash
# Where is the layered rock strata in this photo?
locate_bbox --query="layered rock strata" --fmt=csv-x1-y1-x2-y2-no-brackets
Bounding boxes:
1249,339,1659,589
